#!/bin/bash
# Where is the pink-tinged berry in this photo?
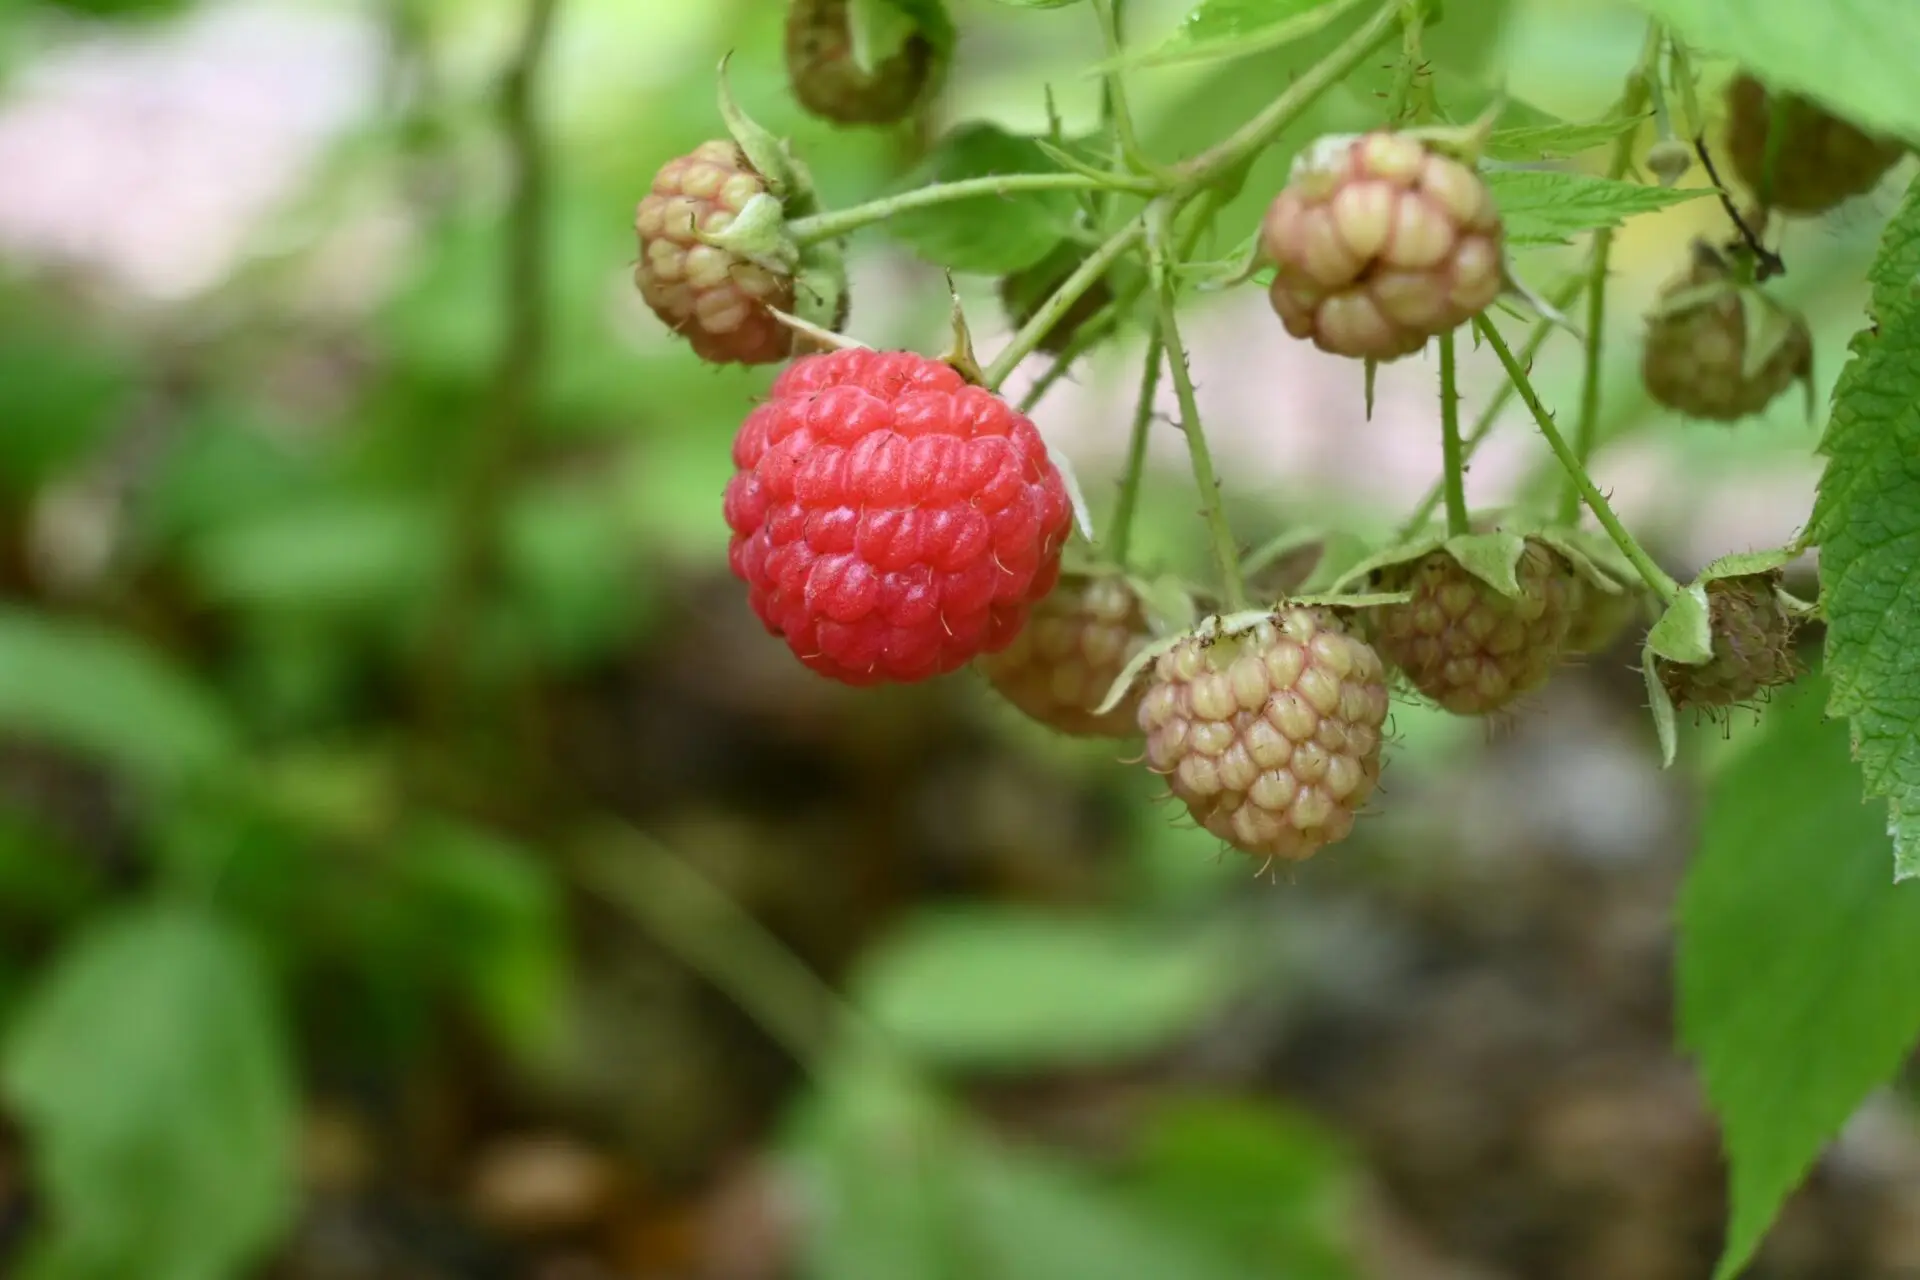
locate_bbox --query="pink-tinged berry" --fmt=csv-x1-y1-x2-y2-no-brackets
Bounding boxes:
979,571,1149,737
1725,74,1904,215
1641,245,1811,422
1139,608,1391,865
634,141,799,366
1261,132,1505,361
1370,539,1580,715
1656,573,1800,711
786,0,938,126
724,348,1074,686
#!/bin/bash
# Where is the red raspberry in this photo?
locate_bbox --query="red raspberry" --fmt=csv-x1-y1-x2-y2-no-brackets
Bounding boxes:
978,570,1148,737
1724,74,1905,215
1139,608,1391,865
723,349,1074,686
1261,132,1505,361
634,141,797,366
786,0,938,126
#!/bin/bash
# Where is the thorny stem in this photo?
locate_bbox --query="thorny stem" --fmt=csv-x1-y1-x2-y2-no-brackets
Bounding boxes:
1093,0,1160,178
1474,314,1678,602
1562,22,1660,523
982,219,1144,389
1387,2,1429,123
1176,0,1401,188
787,171,1151,248
573,827,885,1075
1150,212,1246,610
416,0,558,714
1437,331,1468,537
1108,328,1164,567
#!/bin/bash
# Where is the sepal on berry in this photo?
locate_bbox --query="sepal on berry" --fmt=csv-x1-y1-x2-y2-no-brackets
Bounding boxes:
717,56,816,212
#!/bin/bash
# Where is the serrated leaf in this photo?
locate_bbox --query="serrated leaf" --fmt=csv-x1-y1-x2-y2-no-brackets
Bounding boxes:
883,124,1081,275
4,904,298,1280
1627,0,1920,144
1094,0,1367,73
1642,644,1680,767
1646,585,1714,665
1812,174,1920,877
1483,170,1715,246
855,907,1236,1069
1440,530,1527,597
0,608,238,786
1484,114,1647,162
1679,678,1920,1280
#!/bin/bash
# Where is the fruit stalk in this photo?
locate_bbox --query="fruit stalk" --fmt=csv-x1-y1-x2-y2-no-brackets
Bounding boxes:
787,171,1149,249
1092,0,1156,177
982,219,1145,388
1438,330,1468,536
1108,329,1164,566
1474,314,1678,602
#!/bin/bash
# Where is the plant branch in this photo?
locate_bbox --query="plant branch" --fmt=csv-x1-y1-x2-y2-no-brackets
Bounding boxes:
1108,328,1163,566
788,171,1154,247
1176,0,1400,189
415,0,558,714
1474,314,1677,601
1438,330,1468,536
982,219,1144,389
1093,0,1160,177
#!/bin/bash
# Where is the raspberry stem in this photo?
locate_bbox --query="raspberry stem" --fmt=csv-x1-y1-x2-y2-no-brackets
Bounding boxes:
1175,0,1402,193
787,171,1154,248
982,219,1145,388
1150,212,1247,610
1109,330,1164,567
1438,330,1469,537
1092,0,1170,182
1474,313,1679,602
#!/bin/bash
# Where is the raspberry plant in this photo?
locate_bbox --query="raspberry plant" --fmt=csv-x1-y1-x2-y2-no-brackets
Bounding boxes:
631,2,1920,1275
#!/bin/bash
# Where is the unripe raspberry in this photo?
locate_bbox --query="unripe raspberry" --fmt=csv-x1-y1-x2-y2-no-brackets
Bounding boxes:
724,348,1073,686
787,0,938,126
1657,574,1800,710
634,141,797,366
998,247,1114,355
1565,581,1643,657
1370,540,1579,715
1725,74,1904,215
1261,132,1505,361
1641,246,1811,422
1138,608,1390,865
978,571,1148,737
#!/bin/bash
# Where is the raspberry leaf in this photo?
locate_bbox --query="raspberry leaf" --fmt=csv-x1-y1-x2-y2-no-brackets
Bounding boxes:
1645,584,1714,667
1090,0,1371,74
1678,678,1920,1280
1626,0,1920,144
1813,174,1920,877
1484,113,1648,161
1482,170,1715,246
883,124,1083,274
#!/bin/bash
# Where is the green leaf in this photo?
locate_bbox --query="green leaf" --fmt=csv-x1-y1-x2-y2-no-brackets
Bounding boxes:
0,609,238,786
1813,175,1920,877
1484,169,1715,246
4,904,298,1280
1092,0,1367,72
1645,585,1713,666
854,907,1236,1069
188,494,439,613
1642,642,1680,768
1625,0,1920,144
882,125,1081,274
1699,546,1804,582
1440,530,1527,597
0,325,136,499
1679,677,1920,1280
1484,114,1646,162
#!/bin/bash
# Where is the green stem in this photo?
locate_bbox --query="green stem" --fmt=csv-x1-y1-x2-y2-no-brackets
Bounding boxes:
983,219,1144,389
1474,314,1677,602
1387,2,1427,123
572,826,884,1074
1093,0,1160,178
788,171,1152,248
1108,328,1164,566
1150,222,1245,609
1437,330,1468,536
1176,0,1400,189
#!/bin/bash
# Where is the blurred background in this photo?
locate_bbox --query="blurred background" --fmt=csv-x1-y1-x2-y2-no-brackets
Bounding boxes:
0,0,1915,1277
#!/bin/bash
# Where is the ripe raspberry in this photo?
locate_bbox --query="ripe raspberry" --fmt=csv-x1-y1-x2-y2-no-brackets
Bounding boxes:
723,348,1073,686
1261,132,1505,361
1641,247,1811,422
1656,574,1800,710
998,247,1114,355
1725,74,1904,215
635,141,798,366
1139,608,1390,864
1370,539,1579,714
978,571,1148,736
786,0,937,126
